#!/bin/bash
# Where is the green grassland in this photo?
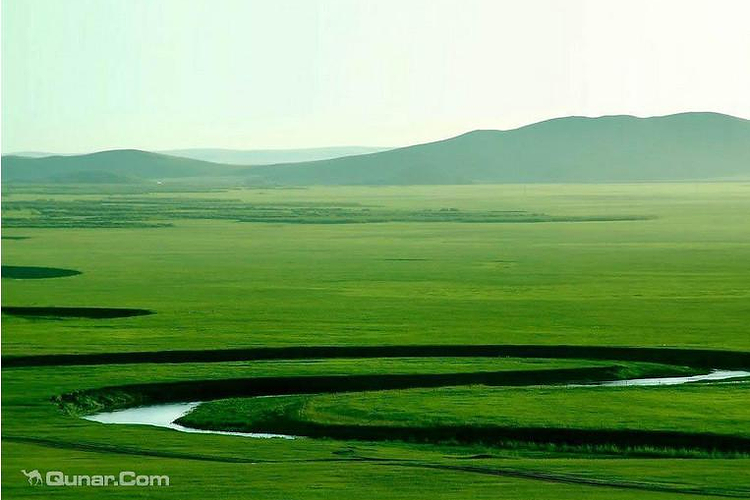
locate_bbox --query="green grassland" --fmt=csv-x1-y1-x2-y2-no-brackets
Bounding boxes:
3,182,750,499
180,383,749,446
4,183,750,355
4,360,750,498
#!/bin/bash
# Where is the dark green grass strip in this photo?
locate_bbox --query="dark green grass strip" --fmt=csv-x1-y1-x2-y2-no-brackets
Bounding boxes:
58,366,623,412
194,417,750,454
5,345,750,369
1,306,153,319
4,436,745,498
2,265,82,279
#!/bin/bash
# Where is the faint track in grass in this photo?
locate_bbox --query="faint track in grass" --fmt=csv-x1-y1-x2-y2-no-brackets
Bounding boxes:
5,436,748,498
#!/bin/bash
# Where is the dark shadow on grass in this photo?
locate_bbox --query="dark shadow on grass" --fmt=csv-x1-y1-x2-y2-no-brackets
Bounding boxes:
2,265,82,279
2,306,153,319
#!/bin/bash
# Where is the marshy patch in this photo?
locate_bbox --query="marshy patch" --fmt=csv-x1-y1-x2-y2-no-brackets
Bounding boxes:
2,265,82,279
1,196,656,227
2,306,153,319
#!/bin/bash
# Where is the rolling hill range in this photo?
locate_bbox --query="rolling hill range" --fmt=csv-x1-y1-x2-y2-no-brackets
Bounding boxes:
3,112,749,185
243,112,750,185
1,149,237,183
0,147,387,183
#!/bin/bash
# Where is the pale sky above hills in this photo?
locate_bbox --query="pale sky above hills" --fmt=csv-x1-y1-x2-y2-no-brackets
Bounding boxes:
2,0,749,154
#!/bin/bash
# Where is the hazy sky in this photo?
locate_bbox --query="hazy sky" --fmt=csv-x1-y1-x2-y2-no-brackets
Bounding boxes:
2,0,749,153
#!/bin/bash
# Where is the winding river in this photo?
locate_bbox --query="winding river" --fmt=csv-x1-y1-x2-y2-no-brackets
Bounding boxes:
83,369,750,439
84,401,296,439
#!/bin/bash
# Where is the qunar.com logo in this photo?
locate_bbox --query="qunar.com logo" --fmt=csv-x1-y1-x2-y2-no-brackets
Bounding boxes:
22,469,169,487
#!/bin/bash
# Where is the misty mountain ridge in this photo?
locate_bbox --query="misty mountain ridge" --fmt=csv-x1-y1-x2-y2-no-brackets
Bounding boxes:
243,112,750,185
3,112,748,185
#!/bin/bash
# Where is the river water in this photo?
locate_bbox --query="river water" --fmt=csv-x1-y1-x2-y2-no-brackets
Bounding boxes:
83,401,296,439
83,369,750,438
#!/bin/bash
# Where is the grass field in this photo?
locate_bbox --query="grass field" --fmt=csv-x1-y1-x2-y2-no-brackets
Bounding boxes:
180,383,749,451
3,182,750,499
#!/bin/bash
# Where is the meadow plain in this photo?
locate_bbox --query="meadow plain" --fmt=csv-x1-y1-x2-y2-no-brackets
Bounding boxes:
2,182,750,499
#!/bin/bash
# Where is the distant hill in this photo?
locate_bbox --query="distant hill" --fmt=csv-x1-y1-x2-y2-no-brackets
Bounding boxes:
5,151,58,158
241,112,750,185
3,113,748,185
1,146,389,184
161,146,390,165
1,149,237,183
